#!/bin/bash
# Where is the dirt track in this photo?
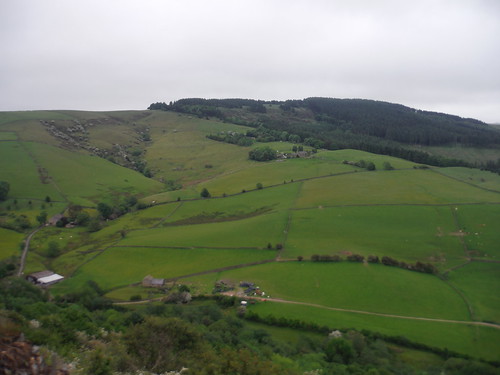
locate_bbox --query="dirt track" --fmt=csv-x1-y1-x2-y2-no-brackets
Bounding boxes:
246,296,500,330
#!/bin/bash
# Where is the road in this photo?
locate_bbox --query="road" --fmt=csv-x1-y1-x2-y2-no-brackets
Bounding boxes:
17,225,43,277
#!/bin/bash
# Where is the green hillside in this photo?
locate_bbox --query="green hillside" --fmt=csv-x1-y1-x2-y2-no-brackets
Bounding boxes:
1,109,499,371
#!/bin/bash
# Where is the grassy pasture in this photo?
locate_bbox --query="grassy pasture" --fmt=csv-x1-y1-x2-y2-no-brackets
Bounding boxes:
0,228,23,259
120,210,289,249
0,202,67,231
0,111,74,126
453,204,500,260
105,285,166,301
143,112,252,186
419,145,500,165
217,262,470,320
0,142,64,201
202,158,357,196
295,169,500,208
0,132,17,140
57,246,275,291
436,167,500,193
247,302,500,361
284,205,464,267
25,142,163,205
161,183,299,225
447,262,500,324
94,202,182,236
315,149,416,169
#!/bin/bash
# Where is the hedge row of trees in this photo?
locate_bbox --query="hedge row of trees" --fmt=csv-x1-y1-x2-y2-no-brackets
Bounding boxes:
308,254,437,274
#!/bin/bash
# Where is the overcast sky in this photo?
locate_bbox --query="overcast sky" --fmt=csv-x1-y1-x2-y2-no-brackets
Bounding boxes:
1,0,499,123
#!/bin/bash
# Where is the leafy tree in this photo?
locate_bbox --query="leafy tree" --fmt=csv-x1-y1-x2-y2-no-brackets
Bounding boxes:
324,338,355,364
46,241,60,258
76,211,90,226
36,211,48,226
256,182,263,189
0,181,9,201
45,196,51,203
383,161,394,170
87,217,101,232
366,161,376,171
97,202,113,219
200,188,211,198
124,317,202,373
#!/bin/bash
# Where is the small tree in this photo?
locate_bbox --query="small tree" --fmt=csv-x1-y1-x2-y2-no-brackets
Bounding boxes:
256,182,263,190
46,241,60,258
36,211,48,226
97,202,113,219
383,161,394,170
0,181,10,201
200,188,211,198
45,196,51,203
297,256,303,261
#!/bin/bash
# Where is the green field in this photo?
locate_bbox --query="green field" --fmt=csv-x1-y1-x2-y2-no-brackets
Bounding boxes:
215,262,470,320
120,209,289,249
57,246,275,291
447,262,500,324
25,142,163,206
284,205,464,267
453,204,500,259
0,228,23,259
247,301,500,361
436,167,500,193
1,110,499,363
0,142,64,201
295,169,500,208
0,132,17,140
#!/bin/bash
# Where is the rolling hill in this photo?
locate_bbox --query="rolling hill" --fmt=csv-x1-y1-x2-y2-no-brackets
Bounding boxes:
1,105,499,373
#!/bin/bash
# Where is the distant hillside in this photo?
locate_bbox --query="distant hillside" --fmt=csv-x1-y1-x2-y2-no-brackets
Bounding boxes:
149,98,500,173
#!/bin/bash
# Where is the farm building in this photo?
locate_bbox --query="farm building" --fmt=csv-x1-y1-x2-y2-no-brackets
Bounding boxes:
26,270,64,286
142,275,165,288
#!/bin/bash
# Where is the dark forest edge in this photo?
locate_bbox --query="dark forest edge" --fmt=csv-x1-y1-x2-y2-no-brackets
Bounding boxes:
149,98,500,174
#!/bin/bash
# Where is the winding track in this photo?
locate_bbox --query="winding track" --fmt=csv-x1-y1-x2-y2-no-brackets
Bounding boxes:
17,225,43,277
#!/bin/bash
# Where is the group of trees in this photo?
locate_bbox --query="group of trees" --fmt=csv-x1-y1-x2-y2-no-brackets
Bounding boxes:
249,146,277,161
149,96,500,173
1,276,497,374
308,254,437,274
206,131,254,146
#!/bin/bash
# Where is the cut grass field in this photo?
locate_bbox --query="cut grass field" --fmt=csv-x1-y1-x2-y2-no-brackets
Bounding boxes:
436,167,500,193
202,157,356,196
247,301,500,361
57,246,276,291
447,262,500,324
119,209,289,249
161,183,299,225
216,262,470,320
295,169,500,208
284,205,464,267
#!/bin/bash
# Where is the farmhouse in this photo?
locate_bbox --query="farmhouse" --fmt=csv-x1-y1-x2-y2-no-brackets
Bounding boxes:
27,270,64,286
142,275,165,288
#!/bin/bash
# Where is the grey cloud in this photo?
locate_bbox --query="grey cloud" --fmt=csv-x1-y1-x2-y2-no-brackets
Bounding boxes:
1,0,499,122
